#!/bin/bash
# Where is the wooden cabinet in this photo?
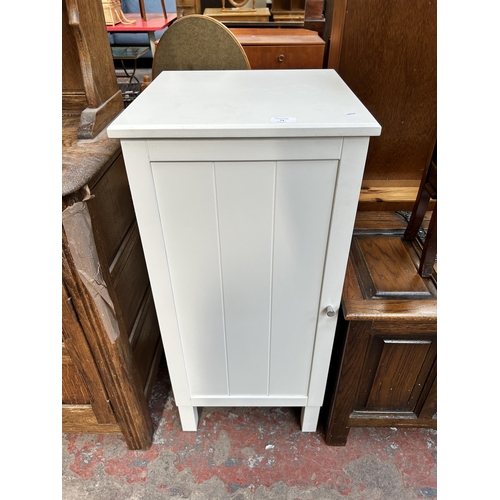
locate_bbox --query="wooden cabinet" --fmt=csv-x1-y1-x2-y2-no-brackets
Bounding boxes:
323,212,437,446
107,69,380,433
325,0,437,210
62,150,163,449
62,0,162,450
230,28,325,69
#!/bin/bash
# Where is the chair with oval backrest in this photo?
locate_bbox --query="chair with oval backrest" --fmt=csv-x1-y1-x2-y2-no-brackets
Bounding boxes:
151,14,251,80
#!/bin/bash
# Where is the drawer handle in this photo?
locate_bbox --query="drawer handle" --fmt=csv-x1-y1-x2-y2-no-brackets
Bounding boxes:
326,306,337,317
278,54,285,62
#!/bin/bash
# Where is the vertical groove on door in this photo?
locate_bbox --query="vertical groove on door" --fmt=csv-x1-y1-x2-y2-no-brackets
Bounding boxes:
213,163,231,395
267,162,278,396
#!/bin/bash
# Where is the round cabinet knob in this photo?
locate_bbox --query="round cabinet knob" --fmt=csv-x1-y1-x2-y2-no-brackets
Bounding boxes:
278,54,285,62
326,306,337,317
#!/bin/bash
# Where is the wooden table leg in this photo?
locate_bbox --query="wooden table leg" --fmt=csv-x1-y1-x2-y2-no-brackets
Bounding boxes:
139,0,147,20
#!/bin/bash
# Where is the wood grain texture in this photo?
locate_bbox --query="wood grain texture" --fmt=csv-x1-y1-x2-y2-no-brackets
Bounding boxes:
87,153,162,397
243,44,325,69
86,154,136,265
62,282,116,422
64,0,120,108
129,289,162,392
62,345,91,404
62,406,121,433
230,28,325,46
364,339,432,410
343,237,437,321
352,210,432,233
230,27,324,69
63,224,153,449
323,212,437,446
108,223,151,335
324,0,347,70
327,0,436,185
63,0,123,139
353,237,431,298
62,0,160,449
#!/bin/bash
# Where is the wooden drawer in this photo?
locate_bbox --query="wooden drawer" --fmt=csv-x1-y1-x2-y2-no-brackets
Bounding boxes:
230,28,325,69
243,44,324,69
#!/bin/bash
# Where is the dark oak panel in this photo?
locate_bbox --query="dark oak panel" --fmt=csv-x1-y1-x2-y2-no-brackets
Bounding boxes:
335,0,436,183
323,212,437,446
364,339,432,411
129,289,162,391
353,237,431,299
108,223,151,335
87,154,136,265
325,0,436,210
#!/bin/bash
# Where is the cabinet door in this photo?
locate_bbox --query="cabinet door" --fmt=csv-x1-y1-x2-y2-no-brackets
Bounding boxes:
151,159,338,398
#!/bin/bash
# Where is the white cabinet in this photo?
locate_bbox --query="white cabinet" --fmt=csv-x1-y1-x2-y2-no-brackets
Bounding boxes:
107,69,381,432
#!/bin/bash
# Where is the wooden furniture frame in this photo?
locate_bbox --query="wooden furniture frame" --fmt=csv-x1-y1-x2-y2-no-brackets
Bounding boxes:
324,0,437,211
404,153,437,277
323,212,437,446
138,0,168,20
230,28,325,69
63,0,162,450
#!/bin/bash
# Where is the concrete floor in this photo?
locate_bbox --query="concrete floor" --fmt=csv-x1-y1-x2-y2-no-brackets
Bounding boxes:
62,358,437,499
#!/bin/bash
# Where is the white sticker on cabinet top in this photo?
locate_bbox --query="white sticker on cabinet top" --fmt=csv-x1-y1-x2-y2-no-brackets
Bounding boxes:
270,117,297,123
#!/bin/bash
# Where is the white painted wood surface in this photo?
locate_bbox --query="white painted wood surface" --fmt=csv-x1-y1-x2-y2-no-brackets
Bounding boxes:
107,70,381,139
108,70,381,432
269,160,338,397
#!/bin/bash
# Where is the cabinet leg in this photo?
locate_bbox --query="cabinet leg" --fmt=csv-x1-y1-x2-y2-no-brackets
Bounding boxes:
300,406,320,432
177,406,199,431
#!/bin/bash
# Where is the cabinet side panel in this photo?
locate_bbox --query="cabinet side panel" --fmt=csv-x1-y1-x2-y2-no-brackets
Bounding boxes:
270,160,338,396
215,162,276,396
152,162,229,396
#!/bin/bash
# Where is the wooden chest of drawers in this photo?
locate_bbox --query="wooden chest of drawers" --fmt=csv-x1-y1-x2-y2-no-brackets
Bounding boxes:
230,28,325,69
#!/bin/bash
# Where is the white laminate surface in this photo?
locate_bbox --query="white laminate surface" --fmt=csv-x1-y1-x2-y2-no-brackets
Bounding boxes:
107,69,381,139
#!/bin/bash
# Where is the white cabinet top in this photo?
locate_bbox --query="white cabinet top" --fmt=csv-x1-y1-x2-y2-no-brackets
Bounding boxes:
107,69,381,139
